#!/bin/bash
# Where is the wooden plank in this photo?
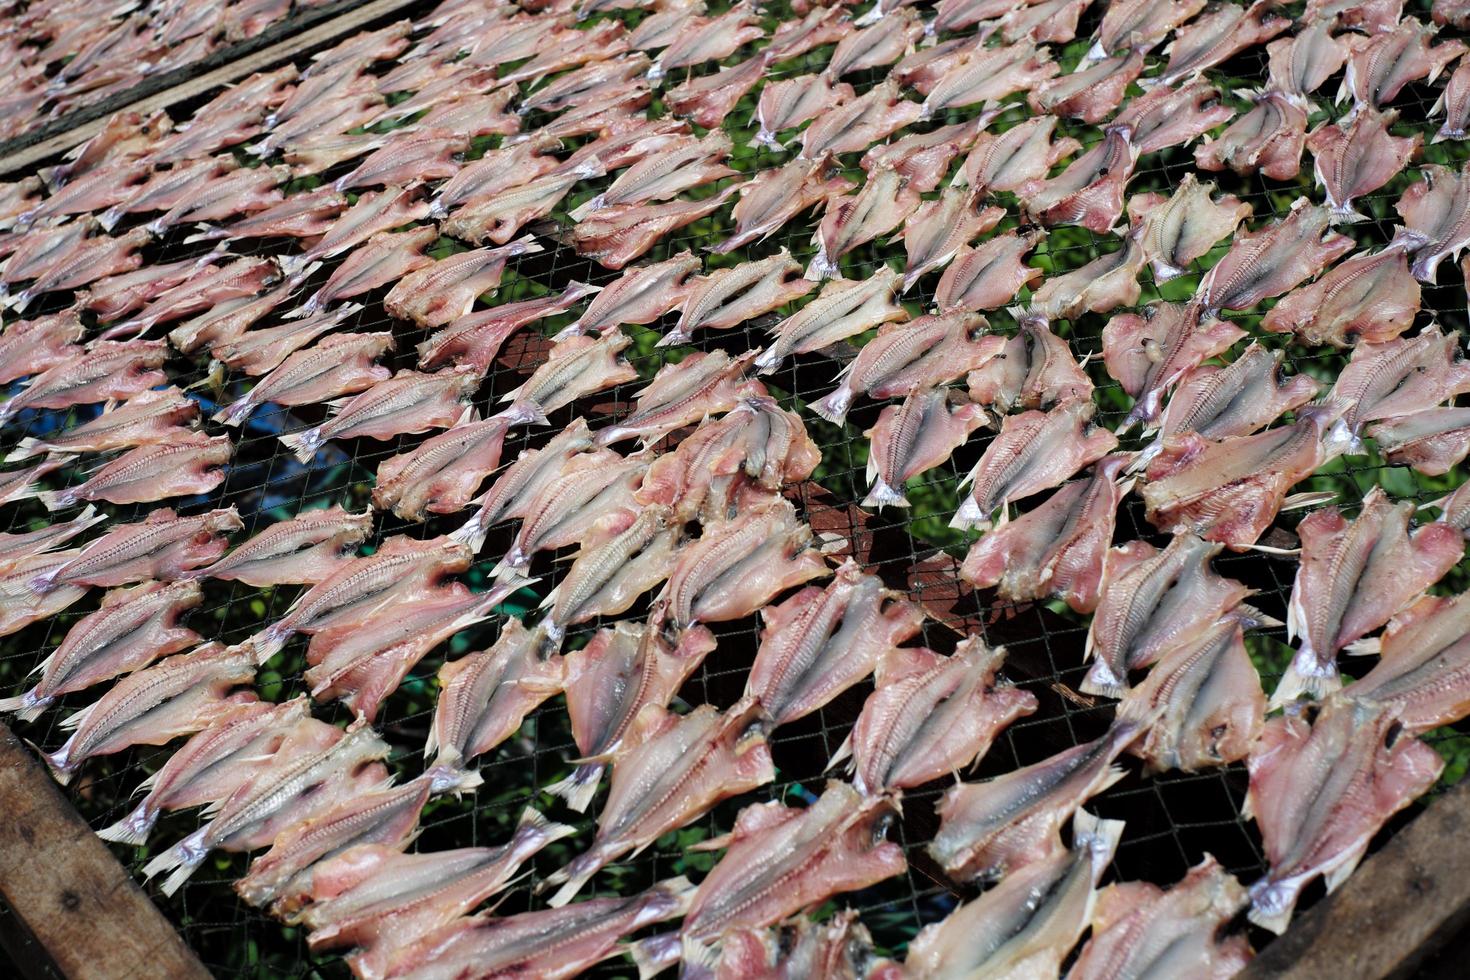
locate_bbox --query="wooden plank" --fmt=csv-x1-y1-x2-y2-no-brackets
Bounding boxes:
0,723,207,980
0,0,422,178
1242,776,1470,980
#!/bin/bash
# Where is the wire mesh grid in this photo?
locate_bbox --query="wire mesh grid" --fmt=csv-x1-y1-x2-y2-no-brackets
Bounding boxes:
2,0,1470,975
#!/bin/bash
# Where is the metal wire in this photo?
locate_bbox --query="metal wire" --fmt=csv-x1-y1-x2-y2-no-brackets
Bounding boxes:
1,1,1469,975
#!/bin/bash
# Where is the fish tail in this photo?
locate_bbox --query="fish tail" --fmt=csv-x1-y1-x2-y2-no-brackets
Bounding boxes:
279,426,324,463
1270,654,1340,709
1071,809,1125,874
654,329,690,348
97,803,156,846
145,827,210,896
42,741,76,784
424,763,483,796
8,287,35,314
0,689,49,722
862,478,910,509
545,849,607,907
511,807,577,856
249,625,290,663
212,397,254,427
949,495,988,531
97,205,125,232
1078,660,1127,700
808,387,852,425
448,514,490,553
630,931,683,979
545,762,604,813
1247,875,1299,935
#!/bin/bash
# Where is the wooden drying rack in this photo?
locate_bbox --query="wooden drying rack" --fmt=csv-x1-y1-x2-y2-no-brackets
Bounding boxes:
0,3,1468,976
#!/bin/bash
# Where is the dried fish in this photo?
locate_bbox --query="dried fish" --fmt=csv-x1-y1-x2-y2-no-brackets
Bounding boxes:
864,387,988,508
0,551,89,638
281,367,479,463
1308,108,1420,222
756,267,906,375
215,333,393,427
1128,174,1251,282
428,135,564,219
1157,0,1289,86
540,506,680,646
1246,698,1442,933
1113,79,1235,154
598,350,757,446
1267,18,1348,98
1341,589,1470,732
372,416,513,521
752,74,854,152
746,560,923,726
920,40,1059,120
452,420,599,551
0,309,84,385
294,227,438,318
962,456,1132,613
1263,244,1420,347
107,257,281,341
933,229,1045,315
1000,0,1094,44
1104,300,1244,428
1020,125,1137,234
40,432,231,510
0,507,104,575
1434,54,1470,141
495,455,645,577
8,388,198,462
571,185,742,269
1343,18,1465,109
419,281,600,373
836,639,1037,794
194,506,372,588
666,250,814,346
967,313,1094,414
575,131,736,217
563,252,700,339
648,2,764,81
713,156,853,253
1369,407,1470,475
282,185,428,275
1090,0,1206,58
1323,325,1470,442
1030,50,1146,123
1198,201,1353,315
498,329,639,426
0,580,203,721
809,165,921,280
332,129,466,193
0,339,167,425
384,237,543,327
213,305,365,377
1154,343,1321,445
929,723,1139,880
898,188,1003,292
1395,164,1470,281
954,399,1119,531
665,52,770,127
830,9,923,78
29,507,241,594
799,79,924,160
861,119,988,196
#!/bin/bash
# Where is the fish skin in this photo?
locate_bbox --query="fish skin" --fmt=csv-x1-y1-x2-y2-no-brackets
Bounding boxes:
281,367,480,463
1193,89,1311,179
235,775,436,915
813,312,1002,425
799,78,924,160
928,723,1140,880
967,313,1094,414
1197,200,1354,315
1117,618,1265,773
827,7,924,78
385,237,543,327
863,387,989,508
193,506,373,588
1020,124,1138,233
494,455,645,577
597,349,758,446
809,165,921,280
1434,54,1470,141
1246,698,1442,934
372,416,513,521
0,457,69,508
961,455,1132,613
215,332,394,427
427,617,566,772
1307,108,1421,223
213,304,364,377
0,308,85,384
382,876,690,980
1030,49,1146,123
1104,300,1244,428
636,782,904,972
751,73,855,151
250,535,472,659
29,506,241,595
96,698,311,847
0,579,203,722
667,250,814,346
713,156,854,253
1157,0,1290,86
1127,173,1252,282
1281,487,1464,705
564,251,701,339
636,394,820,525
332,129,467,193
143,723,392,896
0,339,168,425
662,499,831,629
839,639,1038,795
1369,407,1470,475
1090,0,1207,58
666,52,771,128
910,812,1122,977
920,40,1059,119
1267,17,1348,98
1342,590,1470,732
428,134,564,219
1343,18,1466,110
571,185,742,269
544,699,775,906
550,611,716,811
304,578,524,721
1323,325,1470,441
756,266,906,375
1113,79,1236,154
42,641,257,785
498,329,639,426
1067,856,1252,980
1395,163,1470,281
295,226,439,318
934,229,1045,315
898,187,1003,293
419,281,600,373
7,388,198,462
573,131,735,218
39,432,231,510
541,506,680,646
1262,243,1420,347
285,185,429,275
1154,342,1321,445
745,559,924,726
954,399,1119,531
453,419,598,551
1140,411,1339,550
1084,532,1253,698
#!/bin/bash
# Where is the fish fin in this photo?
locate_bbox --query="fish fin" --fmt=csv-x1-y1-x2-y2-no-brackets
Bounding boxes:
544,763,604,813
1269,655,1341,709
862,478,910,509
1281,490,1337,512
1343,636,1382,656
58,703,93,731
278,427,324,463
97,804,155,845
544,849,608,907
1078,661,1126,700
679,938,721,980
825,734,853,773
631,932,683,979
1234,603,1284,630
1071,809,1125,873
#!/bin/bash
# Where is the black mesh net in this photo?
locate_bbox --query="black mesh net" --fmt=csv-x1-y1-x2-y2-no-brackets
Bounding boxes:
2,0,1470,975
